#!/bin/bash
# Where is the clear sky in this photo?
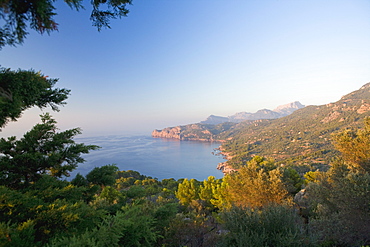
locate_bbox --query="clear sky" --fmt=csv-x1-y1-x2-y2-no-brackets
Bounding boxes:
1,0,370,137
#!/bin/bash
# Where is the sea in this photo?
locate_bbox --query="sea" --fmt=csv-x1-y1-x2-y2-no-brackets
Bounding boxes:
71,135,225,181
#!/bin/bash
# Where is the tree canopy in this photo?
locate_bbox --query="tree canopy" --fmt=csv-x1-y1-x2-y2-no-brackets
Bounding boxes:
0,67,70,128
332,117,370,173
0,0,133,48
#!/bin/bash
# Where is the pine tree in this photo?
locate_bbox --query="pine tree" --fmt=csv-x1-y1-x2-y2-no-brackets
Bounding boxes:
0,113,99,188
175,178,199,206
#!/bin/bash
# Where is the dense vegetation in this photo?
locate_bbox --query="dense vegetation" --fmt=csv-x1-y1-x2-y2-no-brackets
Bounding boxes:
0,112,369,246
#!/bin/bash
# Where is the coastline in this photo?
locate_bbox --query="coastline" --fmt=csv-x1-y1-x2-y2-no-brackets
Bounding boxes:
152,128,238,175
152,134,237,175
214,146,238,175
152,136,224,143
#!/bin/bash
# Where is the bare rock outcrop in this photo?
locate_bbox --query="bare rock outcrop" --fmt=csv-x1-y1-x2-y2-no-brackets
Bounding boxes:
152,127,182,139
217,162,237,174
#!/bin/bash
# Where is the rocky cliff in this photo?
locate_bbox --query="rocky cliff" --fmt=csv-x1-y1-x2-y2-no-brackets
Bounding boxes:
152,126,183,139
152,123,230,141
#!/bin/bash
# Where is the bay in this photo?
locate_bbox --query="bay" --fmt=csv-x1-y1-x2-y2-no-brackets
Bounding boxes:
71,135,225,180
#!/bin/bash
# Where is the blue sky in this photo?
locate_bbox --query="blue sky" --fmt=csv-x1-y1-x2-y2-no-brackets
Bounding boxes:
1,0,370,137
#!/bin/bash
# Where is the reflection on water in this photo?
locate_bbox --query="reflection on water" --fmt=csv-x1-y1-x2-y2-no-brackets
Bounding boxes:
71,135,224,180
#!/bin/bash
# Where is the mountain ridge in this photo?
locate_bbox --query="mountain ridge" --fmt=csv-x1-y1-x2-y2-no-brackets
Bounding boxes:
152,101,304,140
201,101,304,124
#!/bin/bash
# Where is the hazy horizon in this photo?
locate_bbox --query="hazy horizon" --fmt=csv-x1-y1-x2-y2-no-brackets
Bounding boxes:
1,0,370,138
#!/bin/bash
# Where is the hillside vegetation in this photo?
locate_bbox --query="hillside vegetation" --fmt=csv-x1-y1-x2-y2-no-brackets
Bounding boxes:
221,83,370,168
154,83,370,171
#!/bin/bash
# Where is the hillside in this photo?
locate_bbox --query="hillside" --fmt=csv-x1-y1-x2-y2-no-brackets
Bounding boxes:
221,83,370,168
153,83,370,169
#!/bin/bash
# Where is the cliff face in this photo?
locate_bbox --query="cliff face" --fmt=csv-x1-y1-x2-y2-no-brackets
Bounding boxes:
152,124,224,141
152,126,182,139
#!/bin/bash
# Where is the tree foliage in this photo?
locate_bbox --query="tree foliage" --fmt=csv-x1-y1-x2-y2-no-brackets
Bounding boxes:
86,164,119,187
222,160,290,208
0,67,70,128
219,205,311,247
304,162,370,246
0,0,132,48
175,178,200,207
332,117,370,173
198,176,219,211
0,113,99,188
299,119,370,246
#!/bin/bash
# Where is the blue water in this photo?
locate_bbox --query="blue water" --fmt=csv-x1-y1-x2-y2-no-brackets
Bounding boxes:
71,135,224,180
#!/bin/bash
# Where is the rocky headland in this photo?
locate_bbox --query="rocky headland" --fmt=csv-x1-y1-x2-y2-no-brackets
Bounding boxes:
151,124,222,141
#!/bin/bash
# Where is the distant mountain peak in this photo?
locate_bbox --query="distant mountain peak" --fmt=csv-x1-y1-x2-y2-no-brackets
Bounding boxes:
201,115,229,125
200,101,305,124
273,101,305,116
274,101,304,111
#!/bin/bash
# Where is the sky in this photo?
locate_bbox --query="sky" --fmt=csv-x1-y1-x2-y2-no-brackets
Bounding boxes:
1,0,370,137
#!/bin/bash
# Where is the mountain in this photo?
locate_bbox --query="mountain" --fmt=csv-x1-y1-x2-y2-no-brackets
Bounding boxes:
273,101,305,116
201,115,229,125
200,101,304,124
220,83,370,169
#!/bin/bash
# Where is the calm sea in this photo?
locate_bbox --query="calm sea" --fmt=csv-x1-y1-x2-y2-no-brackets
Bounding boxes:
71,135,225,180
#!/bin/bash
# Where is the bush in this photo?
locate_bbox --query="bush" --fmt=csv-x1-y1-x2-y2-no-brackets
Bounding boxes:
219,205,315,247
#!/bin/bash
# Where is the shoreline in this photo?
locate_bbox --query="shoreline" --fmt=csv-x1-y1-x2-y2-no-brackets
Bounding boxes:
214,146,238,175
152,136,225,143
